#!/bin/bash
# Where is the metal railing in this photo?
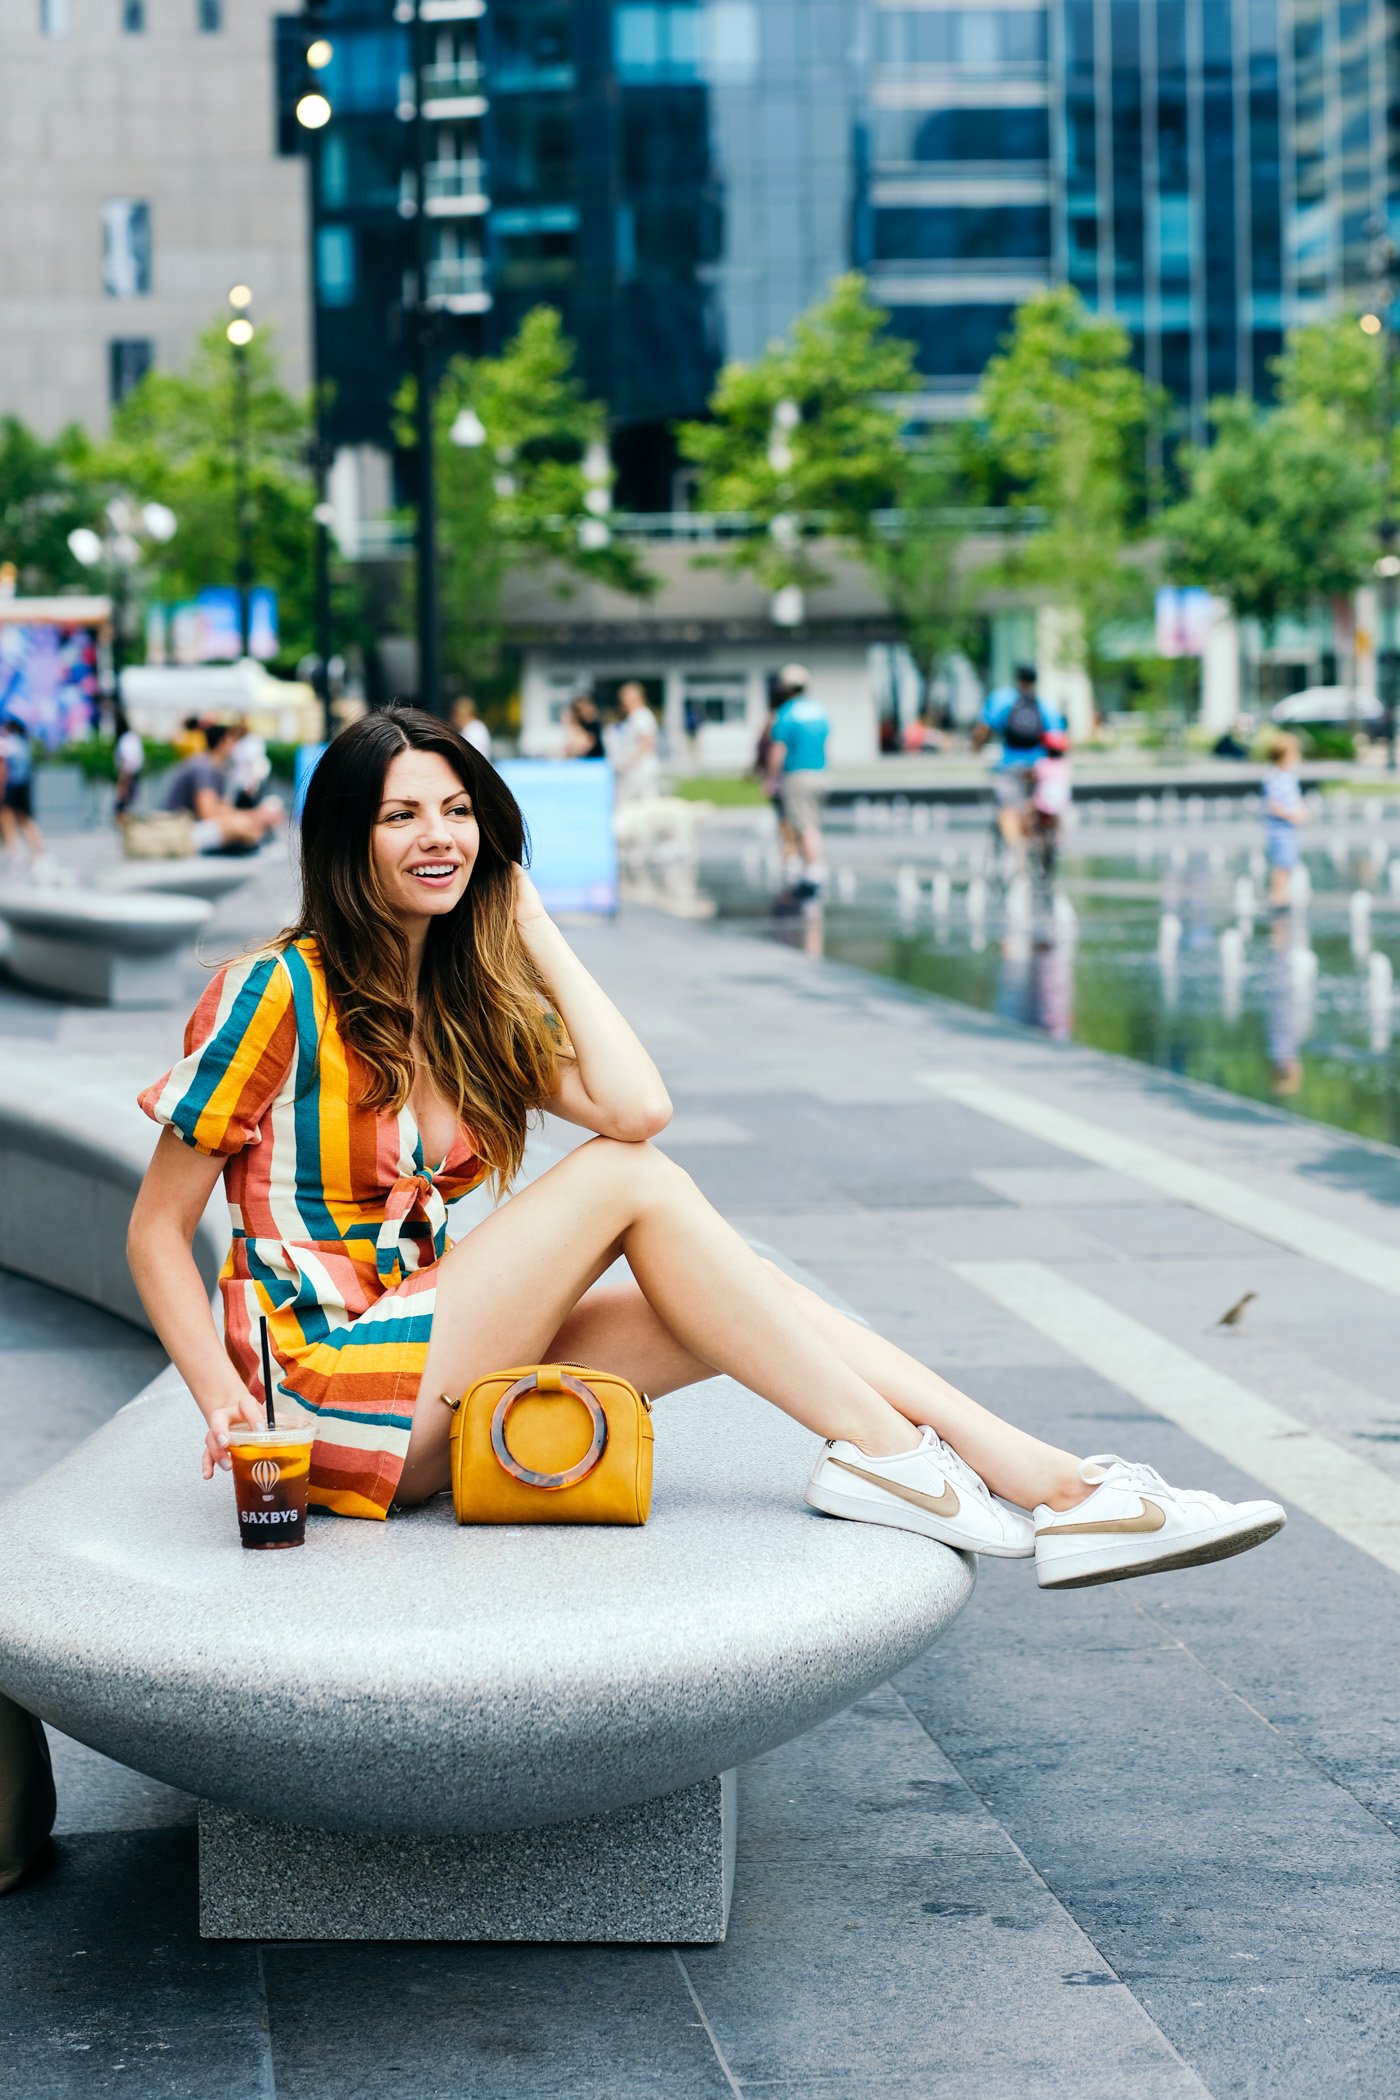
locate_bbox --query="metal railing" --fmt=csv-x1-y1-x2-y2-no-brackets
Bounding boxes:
424,160,488,204
421,59,483,95
427,255,488,301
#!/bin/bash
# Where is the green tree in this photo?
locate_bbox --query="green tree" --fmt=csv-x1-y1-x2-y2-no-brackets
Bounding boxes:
89,321,340,669
678,273,921,590
0,418,103,593
871,430,982,706
1161,395,1377,655
1274,312,1383,452
977,288,1163,692
401,307,652,694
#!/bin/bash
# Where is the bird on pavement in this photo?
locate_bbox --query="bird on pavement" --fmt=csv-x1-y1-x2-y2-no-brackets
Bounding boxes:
1217,1291,1256,1328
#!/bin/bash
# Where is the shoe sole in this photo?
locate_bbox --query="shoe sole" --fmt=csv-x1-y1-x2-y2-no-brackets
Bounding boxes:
804,1476,1033,1558
1035,1511,1285,1590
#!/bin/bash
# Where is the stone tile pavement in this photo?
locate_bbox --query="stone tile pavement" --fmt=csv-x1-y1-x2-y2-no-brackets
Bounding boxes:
2,850,1399,2097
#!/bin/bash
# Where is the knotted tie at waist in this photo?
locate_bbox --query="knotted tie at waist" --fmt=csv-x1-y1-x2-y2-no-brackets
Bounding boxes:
375,1171,449,1280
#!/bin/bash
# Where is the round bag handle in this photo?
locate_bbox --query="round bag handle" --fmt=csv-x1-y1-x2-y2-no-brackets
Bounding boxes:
490,1370,609,1491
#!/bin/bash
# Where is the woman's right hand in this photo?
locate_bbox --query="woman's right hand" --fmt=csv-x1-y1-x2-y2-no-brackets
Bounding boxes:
201,1392,266,1480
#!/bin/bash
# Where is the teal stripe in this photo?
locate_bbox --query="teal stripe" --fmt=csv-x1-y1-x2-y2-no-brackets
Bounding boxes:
282,943,339,1243
171,955,282,1143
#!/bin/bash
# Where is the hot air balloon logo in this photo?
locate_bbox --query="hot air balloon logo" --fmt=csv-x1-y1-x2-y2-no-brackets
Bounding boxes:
252,1457,281,1498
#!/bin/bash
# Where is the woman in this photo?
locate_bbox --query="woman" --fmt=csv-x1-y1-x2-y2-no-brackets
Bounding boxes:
113,706,144,819
561,694,605,760
128,709,1284,1587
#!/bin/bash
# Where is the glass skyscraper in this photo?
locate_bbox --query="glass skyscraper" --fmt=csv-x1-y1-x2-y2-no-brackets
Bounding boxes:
864,0,1397,433
279,0,1399,500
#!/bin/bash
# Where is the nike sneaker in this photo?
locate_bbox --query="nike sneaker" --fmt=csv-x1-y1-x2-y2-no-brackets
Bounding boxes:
804,1428,1035,1557
1034,1454,1285,1590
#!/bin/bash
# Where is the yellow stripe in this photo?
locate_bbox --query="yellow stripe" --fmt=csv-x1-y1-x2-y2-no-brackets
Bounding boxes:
310,1485,389,1520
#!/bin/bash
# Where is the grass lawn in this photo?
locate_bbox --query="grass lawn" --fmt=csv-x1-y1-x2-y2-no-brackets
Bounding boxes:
671,775,767,806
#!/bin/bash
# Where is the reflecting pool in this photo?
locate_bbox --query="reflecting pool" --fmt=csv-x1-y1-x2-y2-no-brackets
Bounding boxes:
699,806,1400,1147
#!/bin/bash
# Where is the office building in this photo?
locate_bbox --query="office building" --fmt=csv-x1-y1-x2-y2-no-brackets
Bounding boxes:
866,0,1398,432
0,0,307,437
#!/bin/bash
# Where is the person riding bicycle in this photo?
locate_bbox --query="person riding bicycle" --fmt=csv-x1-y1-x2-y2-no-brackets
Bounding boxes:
971,664,1066,861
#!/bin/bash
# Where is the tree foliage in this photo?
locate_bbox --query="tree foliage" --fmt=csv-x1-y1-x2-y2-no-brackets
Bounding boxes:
978,288,1163,685
0,417,103,593
403,307,651,693
870,430,982,697
678,274,920,589
88,321,339,668
1162,394,1377,635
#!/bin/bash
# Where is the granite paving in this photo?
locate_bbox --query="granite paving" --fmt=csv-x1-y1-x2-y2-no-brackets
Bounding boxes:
2,836,1399,2096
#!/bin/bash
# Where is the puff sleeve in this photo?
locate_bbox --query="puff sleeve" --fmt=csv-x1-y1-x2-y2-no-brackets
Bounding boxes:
138,952,297,1157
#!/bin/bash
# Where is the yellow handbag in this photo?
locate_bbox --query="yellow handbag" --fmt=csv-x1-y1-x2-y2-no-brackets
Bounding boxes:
445,1363,653,1526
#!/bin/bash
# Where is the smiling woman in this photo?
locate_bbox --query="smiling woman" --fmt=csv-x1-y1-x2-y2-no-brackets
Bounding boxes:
125,708,1284,1591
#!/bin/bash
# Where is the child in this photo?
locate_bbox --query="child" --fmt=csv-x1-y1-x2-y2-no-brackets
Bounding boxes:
1262,731,1306,908
1032,728,1072,819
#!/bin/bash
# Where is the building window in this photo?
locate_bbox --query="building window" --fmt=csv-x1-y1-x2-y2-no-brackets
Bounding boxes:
101,199,152,297
122,0,146,30
39,0,69,34
316,226,356,308
873,206,1050,265
682,674,747,725
198,0,222,27
615,3,757,83
109,339,154,406
873,10,1047,69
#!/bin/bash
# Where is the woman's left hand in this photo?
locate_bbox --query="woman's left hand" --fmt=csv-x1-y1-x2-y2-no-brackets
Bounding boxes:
513,865,549,931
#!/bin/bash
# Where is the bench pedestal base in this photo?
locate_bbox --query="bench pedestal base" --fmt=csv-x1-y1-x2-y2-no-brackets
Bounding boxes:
198,1770,735,1943
7,929,180,1008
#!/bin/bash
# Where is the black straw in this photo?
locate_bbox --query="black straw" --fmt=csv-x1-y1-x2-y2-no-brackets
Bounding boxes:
259,1315,278,1431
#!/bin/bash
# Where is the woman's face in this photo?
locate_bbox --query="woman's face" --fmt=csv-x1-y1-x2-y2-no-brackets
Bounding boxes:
371,748,479,930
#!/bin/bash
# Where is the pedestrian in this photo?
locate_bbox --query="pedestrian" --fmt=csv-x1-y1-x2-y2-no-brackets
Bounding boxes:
114,706,144,819
1262,730,1307,908
765,665,829,900
610,681,661,804
163,721,281,855
127,703,1286,1591
452,695,493,761
227,719,272,810
0,716,45,870
971,663,1066,867
756,680,800,881
562,694,605,760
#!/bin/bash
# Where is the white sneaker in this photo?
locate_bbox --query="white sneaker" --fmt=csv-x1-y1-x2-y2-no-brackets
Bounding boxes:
1034,1454,1285,1591
805,1428,1035,1557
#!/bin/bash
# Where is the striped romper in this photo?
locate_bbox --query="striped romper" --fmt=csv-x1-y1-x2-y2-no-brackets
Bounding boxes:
139,937,491,1519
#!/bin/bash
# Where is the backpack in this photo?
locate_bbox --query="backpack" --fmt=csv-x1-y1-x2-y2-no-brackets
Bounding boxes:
1002,690,1045,751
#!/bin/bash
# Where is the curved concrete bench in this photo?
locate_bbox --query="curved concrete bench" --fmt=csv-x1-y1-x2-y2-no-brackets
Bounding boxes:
98,858,257,904
0,1045,228,1325
0,888,210,1006
0,1366,974,1942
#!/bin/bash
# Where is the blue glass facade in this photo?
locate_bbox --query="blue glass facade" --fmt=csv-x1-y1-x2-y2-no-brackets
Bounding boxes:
277,3,1400,489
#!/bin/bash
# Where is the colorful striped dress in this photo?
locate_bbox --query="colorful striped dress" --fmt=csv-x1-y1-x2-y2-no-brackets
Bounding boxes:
139,937,490,1519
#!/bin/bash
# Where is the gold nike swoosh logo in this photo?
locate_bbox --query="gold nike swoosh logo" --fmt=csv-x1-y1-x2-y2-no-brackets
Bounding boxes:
829,1457,960,1519
1035,1497,1167,1538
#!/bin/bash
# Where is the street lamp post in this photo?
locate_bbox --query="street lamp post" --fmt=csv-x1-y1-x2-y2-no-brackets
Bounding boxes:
408,0,442,716
226,286,256,660
68,501,177,722
296,40,336,741
1365,225,1400,773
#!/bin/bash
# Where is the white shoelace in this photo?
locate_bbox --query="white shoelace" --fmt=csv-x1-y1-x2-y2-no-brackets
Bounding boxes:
1086,1454,1227,1515
929,1432,994,1505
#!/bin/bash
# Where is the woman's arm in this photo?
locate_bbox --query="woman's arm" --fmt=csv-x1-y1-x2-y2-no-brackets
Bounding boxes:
514,869,672,1142
127,1129,264,1477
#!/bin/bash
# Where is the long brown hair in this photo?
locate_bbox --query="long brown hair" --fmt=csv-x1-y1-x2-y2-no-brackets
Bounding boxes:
282,706,561,1184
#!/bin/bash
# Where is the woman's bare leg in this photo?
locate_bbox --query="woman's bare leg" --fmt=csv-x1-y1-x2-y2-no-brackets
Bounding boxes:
399,1138,1086,1510
398,1137,924,1502
544,1267,1088,1514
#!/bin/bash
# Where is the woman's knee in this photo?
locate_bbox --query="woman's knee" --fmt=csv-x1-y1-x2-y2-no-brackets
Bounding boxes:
573,1133,690,1198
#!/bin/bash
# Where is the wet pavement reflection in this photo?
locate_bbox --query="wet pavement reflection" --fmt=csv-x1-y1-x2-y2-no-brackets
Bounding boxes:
698,802,1400,1147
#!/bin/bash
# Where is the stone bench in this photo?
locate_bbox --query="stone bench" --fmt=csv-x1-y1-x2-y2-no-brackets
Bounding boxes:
97,857,260,905
0,1365,974,1943
0,888,211,1007
0,1045,228,1324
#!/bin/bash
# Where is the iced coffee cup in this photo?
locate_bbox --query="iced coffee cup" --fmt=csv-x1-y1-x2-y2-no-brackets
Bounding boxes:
228,1425,315,1550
